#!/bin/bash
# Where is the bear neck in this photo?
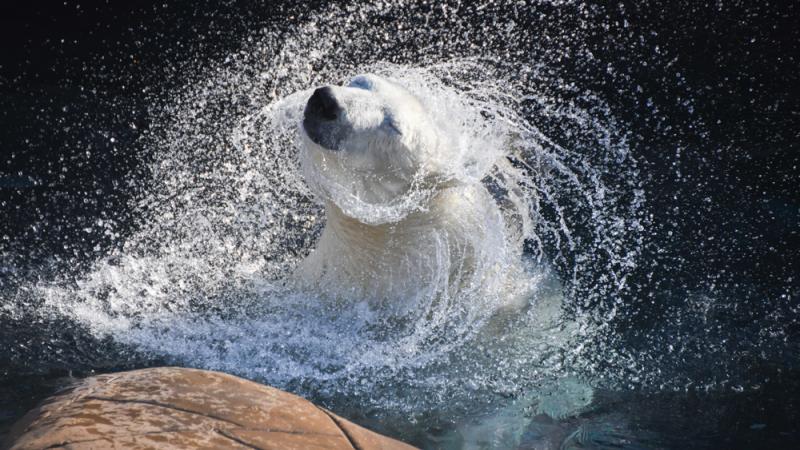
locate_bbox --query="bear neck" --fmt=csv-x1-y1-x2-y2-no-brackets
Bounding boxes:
323,200,437,250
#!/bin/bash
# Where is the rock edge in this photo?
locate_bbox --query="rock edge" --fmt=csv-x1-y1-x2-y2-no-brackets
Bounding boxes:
2,367,417,450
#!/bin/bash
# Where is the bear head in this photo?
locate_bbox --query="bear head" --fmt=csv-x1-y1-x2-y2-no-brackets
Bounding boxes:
300,74,454,224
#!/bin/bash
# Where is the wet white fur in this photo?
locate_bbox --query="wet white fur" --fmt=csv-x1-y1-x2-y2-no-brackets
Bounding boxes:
295,74,511,309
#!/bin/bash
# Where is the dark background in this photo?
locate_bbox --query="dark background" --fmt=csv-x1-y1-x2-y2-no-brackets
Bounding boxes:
2,0,797,301
1,1,798,448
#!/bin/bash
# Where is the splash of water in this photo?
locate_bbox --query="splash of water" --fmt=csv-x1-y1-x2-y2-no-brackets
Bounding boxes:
8,0,648,435
35,56,640,406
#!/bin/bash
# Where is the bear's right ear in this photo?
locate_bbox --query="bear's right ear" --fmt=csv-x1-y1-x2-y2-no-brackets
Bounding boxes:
348,75,376,91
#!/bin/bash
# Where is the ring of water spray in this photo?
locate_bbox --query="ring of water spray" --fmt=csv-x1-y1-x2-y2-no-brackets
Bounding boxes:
18,1,646,420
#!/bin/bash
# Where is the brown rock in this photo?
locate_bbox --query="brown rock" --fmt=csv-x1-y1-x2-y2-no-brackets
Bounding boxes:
3,367,417,450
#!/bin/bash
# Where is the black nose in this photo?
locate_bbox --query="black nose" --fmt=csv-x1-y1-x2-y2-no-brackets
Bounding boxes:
304,86,341,121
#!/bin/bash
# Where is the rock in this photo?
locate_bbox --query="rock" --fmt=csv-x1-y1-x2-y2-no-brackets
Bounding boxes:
2,367,416,450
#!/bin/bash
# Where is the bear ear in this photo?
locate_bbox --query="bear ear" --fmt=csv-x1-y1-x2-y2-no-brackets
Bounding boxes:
348,75,376,91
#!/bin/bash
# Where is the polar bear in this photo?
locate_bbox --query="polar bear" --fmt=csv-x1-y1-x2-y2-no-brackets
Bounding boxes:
295,74,515,310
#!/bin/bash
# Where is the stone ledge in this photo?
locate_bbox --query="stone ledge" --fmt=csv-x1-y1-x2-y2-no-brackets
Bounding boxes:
2,367,417,450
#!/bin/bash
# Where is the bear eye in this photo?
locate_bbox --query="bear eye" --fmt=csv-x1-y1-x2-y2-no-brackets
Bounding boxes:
348,76,374,91
382,114,402,135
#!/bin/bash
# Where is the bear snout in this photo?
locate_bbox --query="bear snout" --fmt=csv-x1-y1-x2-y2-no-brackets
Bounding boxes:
305,87,341,121
303,86,348,151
